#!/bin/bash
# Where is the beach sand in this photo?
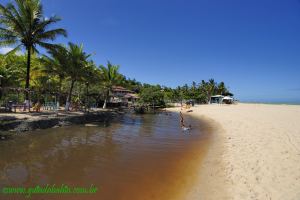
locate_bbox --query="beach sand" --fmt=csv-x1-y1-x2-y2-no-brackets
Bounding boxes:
170,103,300,200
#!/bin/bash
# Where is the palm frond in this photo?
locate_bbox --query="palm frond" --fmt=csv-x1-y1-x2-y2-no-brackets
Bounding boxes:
34,15,61,30
0,39,18,46
35,28,67,41
36,41,61,51
4,44,22,56
0,3,27,38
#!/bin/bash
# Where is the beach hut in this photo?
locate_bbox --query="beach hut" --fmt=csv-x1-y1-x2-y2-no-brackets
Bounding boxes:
210,95,234,104
109,86,139,106
210,95,224,104
109,86,133,103
222,96,234,104
123,93,139,104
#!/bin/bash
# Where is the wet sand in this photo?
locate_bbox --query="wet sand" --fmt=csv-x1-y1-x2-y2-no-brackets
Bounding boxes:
0,113,212,200
170,103,300,200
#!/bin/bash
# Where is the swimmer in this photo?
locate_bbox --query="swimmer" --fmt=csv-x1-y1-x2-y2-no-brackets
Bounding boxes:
182,124,192,131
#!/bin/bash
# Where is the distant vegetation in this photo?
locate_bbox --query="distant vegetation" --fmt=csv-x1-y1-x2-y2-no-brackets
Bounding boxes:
135,80,233,107
0,0,233,109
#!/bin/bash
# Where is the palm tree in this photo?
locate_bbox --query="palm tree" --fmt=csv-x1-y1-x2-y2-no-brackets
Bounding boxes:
47,43,91,111
207,79,216,103
217,81,227,95
0,0,67,104
99,61,122,109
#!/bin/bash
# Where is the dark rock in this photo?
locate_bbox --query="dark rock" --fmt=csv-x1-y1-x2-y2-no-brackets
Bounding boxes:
0,111,120,134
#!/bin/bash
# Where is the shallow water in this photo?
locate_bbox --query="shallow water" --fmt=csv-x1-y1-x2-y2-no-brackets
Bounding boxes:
0,112,211,200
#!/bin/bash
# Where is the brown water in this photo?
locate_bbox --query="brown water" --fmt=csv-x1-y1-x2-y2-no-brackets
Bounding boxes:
0,112,211,200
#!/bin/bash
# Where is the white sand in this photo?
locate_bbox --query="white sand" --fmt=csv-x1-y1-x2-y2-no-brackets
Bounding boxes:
172,103,300,200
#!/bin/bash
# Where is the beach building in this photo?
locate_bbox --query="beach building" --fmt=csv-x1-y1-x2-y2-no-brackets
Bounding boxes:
210,95,233,104
210,95,224,104
109,86,139,105
222,96,234,104
123,93,139,104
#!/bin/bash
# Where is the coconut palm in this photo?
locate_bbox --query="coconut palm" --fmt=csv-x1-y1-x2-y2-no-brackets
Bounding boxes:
0,0,67,103
46,43,91,111
217,81,227,95
99,61,122,109
207,79,216,103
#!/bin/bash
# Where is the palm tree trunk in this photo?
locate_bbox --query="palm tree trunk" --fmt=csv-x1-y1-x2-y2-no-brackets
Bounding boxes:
86,82,89,112
25,47,31,96
57,78,61,105
102,89,109,109
207,92,211,104
56,77,63,115
25,47,31,111
103,99,107,109
65,80,75,111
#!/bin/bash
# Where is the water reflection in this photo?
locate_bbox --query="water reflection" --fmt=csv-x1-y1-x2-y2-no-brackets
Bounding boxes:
0,113,210,200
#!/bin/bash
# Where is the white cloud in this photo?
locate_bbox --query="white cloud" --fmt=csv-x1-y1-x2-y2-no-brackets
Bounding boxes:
0,47,14,54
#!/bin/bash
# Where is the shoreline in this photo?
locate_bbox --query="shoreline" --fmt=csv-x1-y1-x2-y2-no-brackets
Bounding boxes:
185,114,230,200
0,109,122,135
170,103,300,200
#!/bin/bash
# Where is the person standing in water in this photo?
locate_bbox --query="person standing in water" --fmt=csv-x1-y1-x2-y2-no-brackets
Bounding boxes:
180,111,191,131
180,111,184,125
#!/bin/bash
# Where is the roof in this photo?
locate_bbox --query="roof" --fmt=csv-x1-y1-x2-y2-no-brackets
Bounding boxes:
211,95,224,98
112,86,133,93
124,93,139,99
223,96,233,100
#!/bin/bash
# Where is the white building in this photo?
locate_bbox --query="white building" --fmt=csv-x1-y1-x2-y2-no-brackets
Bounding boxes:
210,95,233,104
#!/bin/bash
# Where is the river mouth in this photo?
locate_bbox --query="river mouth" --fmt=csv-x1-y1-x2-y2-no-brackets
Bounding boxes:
0,112,212,200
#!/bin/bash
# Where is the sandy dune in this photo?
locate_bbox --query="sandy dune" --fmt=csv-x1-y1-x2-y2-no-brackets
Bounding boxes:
172,103,300,200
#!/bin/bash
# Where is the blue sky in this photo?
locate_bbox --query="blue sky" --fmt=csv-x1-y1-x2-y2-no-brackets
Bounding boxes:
1,0,300,102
